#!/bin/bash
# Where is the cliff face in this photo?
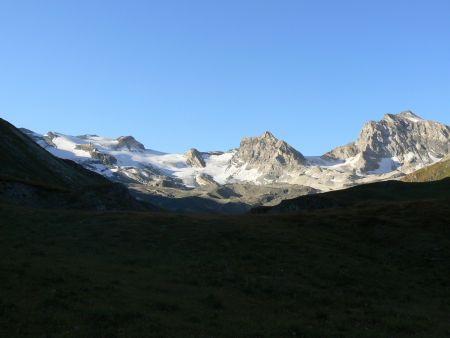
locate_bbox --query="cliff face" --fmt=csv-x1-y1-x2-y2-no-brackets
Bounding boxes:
231,131,306,178
324,111,450,172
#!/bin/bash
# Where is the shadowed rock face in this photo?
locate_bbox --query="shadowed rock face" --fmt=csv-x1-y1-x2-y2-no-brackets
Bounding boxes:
231,131,306,176
114,136,145,151
323,111,450,172
186,148,206,168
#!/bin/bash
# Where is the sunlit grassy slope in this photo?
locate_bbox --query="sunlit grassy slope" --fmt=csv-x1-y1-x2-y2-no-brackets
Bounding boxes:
403,157,450,182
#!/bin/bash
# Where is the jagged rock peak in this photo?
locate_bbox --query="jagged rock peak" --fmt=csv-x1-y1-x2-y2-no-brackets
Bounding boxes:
327,111,450,172
114,136,145,151
261,131,277,140
185,148,206,168
232,131,306,175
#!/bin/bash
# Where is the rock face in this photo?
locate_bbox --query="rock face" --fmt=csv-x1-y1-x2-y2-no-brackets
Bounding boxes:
195,173,219,187
185,148,206,168
323,143,358,161
114,136,145,151
324,111,450,172
75,144,117,166
231,131,306,178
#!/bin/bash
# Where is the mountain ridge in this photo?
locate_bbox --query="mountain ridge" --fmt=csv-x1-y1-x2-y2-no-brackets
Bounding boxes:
19,111,450,212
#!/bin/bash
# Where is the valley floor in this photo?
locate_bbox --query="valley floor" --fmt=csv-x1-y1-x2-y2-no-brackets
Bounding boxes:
1,200,449,337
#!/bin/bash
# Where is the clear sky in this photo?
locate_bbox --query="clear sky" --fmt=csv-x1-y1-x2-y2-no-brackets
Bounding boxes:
1,0,449,154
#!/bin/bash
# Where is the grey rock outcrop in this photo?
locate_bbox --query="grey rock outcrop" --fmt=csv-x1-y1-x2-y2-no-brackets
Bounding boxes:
231,131,306,177
75,144,117,166
114,136,145,151
43,132,58,148
324,111,450,172
186,148,206,167
195,173,219,186
322,143,358,161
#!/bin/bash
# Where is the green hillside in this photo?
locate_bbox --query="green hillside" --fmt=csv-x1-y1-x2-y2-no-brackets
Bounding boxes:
402,157,450,182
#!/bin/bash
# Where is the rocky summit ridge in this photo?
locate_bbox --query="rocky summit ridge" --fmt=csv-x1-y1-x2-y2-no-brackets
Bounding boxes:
231,131,307,178
324,111,449,173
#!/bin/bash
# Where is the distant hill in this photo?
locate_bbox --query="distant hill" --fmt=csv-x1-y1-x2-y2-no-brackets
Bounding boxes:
0,118,158,211
402,157,450,182
253,178,450,213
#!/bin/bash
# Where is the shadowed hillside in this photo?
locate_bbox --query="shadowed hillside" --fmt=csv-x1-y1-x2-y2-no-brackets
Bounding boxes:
253,178,450,214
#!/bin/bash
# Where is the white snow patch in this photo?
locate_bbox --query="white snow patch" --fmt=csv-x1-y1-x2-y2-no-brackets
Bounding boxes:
369,158,395,175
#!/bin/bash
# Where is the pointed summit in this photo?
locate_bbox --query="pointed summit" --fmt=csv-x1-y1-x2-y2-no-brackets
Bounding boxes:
231,131,306,179
261,131,277,140
114,136,145,151
185,148,206,168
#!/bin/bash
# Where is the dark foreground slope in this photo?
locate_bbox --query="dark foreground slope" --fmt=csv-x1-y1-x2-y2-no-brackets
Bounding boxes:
1,198,450,337
253,178,450,213
0,118,157,211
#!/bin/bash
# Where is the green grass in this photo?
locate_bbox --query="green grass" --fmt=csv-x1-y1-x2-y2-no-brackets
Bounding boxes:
403,158,450,182
1,199,450,337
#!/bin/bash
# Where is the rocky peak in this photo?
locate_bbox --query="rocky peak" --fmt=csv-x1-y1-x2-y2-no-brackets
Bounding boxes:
327,111,450,172
185,148,206,168
261,131,277,140
231,131,306,176
114,136,145,151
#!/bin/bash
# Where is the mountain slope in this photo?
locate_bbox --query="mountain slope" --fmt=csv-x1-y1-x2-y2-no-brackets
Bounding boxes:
0,118,157,211
253,178,450,213
402,156,450,182
230,131,306,181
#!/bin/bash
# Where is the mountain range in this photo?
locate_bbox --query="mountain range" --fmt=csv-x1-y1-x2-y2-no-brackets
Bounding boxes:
20,111,450,212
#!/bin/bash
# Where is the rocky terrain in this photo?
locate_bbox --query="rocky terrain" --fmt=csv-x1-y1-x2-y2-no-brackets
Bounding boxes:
21,111,450,212
323,111,450,173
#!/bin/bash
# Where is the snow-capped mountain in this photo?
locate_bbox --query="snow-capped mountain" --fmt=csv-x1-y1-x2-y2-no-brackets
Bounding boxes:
21,111,450,210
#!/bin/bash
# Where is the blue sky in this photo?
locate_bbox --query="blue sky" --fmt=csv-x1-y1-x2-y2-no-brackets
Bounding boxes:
1,0,449,154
